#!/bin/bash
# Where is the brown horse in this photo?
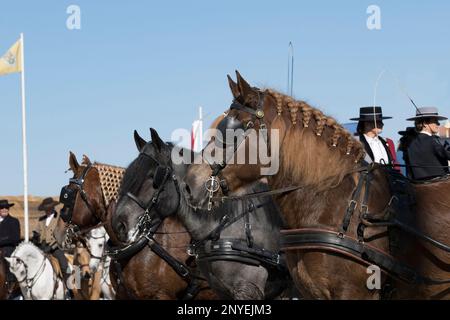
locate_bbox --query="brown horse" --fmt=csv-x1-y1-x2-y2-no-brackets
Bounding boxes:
54,152,215,299
183,71,450,299
73,243,94,300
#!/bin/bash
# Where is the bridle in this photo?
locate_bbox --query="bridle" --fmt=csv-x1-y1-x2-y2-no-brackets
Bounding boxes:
214,94,450,286
205,90,268,211
59,164,101,247
11,254,58,300
105,150,197,289
123,150,180,241
184,91,290,281
106,142,290,299
85,231,108,261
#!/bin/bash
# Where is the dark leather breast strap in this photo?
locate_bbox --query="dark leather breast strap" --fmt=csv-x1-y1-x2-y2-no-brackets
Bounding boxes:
340,171,367,233
281,228,450,285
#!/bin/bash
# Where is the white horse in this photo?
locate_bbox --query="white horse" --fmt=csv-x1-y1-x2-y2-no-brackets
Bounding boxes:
5,242,66,300
87,227,115,300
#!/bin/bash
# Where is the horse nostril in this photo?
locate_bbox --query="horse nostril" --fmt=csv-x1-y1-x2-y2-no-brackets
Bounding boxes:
116,220,127,239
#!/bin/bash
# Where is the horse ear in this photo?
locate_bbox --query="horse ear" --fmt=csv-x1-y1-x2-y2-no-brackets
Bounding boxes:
4,257,12,265
69,151,80,172
227,74,240,99
150,128,164,151
134,130,147,152
82,154,92,166
235,70,258,106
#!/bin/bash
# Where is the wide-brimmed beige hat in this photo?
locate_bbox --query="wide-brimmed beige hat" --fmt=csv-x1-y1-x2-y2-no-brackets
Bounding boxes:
38,197,59,211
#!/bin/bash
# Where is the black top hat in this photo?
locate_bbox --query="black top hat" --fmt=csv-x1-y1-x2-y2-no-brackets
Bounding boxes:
38,197,59,211
350,106,393,122
406,107,448,121
0,200,15,209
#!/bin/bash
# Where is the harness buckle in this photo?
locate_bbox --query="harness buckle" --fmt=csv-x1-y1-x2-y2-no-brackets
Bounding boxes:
187,245,196,257
360,204,369,215
245,121,254,129
348,200,358,212
274,254,280,265
388,196,399,207
207,201,213,212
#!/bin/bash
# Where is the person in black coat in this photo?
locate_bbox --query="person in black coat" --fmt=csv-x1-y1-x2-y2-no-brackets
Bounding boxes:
0,200,21,257
406,107,450,180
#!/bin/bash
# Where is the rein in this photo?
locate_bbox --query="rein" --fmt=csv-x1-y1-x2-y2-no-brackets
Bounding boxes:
187,197,283,270
105,150,203,298
281,165,450,286
211,90,450,289
12,253,60,300
205,92,268,210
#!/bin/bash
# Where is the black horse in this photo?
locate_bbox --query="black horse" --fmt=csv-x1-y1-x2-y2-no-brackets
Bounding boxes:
111,128,291,299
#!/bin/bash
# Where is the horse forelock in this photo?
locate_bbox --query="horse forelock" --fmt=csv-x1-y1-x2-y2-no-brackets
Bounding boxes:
119,152,155,197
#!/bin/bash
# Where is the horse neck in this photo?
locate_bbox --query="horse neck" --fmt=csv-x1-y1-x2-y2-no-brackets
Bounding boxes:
94,193,108,223
274,126,358,189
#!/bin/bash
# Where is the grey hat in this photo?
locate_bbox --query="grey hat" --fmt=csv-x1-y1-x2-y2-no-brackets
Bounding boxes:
406,107,448,121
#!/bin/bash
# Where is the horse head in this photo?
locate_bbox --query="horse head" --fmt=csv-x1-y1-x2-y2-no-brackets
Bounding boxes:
112,128,289,299
87,226,108,272
183,71,281,211
54,152,111,248
111,129,183,244
5,242,43,284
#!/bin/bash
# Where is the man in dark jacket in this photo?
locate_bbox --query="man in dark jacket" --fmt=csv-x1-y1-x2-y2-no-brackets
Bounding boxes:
0,200,21,257
406,107,450,180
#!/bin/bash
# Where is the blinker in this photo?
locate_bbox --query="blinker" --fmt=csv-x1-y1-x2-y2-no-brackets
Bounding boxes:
59,186,77,222
215,116,245,147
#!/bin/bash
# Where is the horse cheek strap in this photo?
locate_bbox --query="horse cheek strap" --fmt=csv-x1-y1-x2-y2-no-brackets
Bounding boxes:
153,166,168,189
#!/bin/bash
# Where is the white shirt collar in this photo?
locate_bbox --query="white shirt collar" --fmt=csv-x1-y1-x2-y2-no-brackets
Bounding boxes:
0,216,4,223
420,130,432,137
364,134,380,142
45,212,55,227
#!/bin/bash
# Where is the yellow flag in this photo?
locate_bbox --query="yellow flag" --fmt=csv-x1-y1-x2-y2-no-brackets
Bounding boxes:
0,39,22,76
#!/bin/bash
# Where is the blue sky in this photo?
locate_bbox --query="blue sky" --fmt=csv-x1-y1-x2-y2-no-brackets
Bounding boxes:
1,1,449,196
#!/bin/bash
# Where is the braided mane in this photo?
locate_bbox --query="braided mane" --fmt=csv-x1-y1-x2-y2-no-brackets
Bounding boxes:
264,89,365,190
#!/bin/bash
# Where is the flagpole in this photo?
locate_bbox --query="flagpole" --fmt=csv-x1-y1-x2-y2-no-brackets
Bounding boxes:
20,33,29,242
287,42,294,96
199,106,203,151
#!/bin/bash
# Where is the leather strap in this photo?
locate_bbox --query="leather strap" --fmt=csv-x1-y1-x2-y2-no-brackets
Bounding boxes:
281,228,450,285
